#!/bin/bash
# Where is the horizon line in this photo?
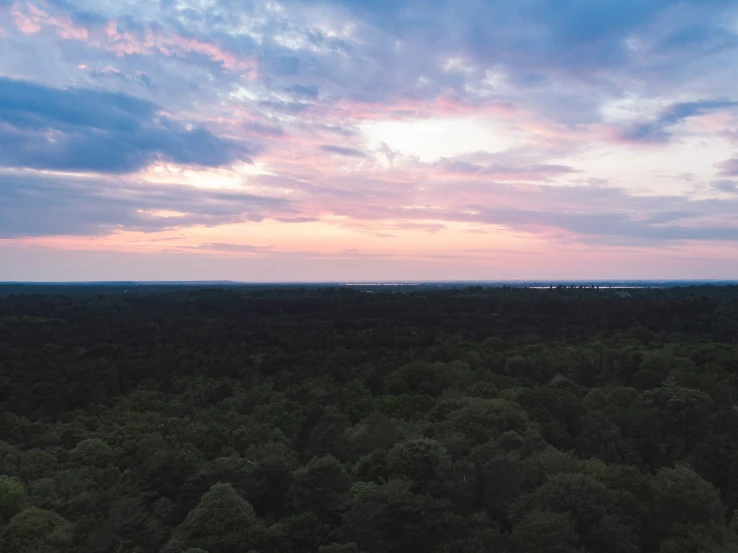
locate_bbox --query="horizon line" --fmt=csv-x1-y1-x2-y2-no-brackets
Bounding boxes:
2,279,738,285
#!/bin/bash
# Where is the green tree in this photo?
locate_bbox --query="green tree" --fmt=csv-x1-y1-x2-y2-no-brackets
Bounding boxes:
303,410,351,461
249,458,293,521
2,506,73,553
19,448,58,482
442,398,531,445
161,483,263,553
272,511,331,553
178,455,253,515
138,445,202,499
346,413,402,460
725,452,738,518
658,522,738,553
648,465,726,549
341,379,375,424
511,510,579,553
522,446,579,489
340,479,464,553
476,451,526,522
69,438,113,468
432,511,505,553
318,543,361,553
353,449,391,484
644,386,714,465
28,477,59,511
512,473,639,553
0,475,27,522
385,439,451,492
292,455,351,525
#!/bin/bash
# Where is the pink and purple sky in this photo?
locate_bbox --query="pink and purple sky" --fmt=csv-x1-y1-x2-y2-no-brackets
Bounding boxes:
2,0,738,281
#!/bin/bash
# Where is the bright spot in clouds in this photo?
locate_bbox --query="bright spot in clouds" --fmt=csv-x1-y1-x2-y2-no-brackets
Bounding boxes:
137,209,188,218
361,117,517,163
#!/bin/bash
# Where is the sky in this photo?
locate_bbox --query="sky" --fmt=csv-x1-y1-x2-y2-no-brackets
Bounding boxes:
2,0,738,281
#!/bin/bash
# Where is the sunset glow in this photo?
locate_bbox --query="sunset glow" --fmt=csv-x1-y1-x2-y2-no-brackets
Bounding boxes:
2,0,738,280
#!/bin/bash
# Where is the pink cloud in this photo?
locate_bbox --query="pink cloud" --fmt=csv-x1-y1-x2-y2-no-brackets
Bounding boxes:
11,4,42,34
685,112,735,132
11,2,256,74
12,2,88,38
102,22,257,74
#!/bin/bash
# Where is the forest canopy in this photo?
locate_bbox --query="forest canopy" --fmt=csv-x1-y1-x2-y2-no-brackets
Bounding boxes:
1,284,738,553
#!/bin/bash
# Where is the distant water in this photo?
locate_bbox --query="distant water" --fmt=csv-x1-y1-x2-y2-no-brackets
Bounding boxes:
341,281,737,289
344,283,423,286
527,286,651,289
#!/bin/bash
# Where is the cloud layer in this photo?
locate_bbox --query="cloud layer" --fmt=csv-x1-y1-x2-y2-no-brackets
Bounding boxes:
2,0,738,278
0,171,291,237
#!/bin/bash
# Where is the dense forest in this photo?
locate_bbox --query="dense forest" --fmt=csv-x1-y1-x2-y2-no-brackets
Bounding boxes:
2,284,738,553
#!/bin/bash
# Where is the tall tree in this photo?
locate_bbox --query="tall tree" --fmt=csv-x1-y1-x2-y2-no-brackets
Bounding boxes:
2,507,74,553
161,483,263,553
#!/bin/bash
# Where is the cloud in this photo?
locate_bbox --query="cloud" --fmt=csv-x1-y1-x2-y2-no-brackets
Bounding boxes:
258,100,310,114
79,64,154,88
257,165,738,246
237,0,736,128
616,100,738,143
320,145,367,157
0,78,252,173
284,84,319,98
197,243,273,253
465,185,738,244
6,0,737,133
318,124,357,137
656,24,738,55
3,0,738,266
712,180,738,193
0,171,292,238
274,217,320,223
440,160,577,180
717,158,738,177
474,204,738,244
9,1,257,73
243,121,285,137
